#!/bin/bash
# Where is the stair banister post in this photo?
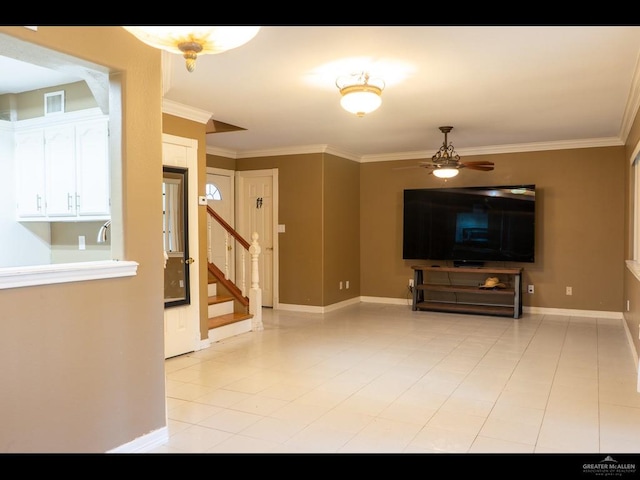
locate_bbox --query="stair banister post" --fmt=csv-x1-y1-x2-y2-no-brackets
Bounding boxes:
248,232,263,331
249,232,261,289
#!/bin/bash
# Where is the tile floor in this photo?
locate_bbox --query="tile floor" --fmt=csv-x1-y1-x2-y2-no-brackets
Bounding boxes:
150,302,640,455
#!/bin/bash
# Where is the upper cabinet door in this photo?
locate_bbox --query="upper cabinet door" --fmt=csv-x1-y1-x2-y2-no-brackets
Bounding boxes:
75,118,110,217
15,129,46,218
44,125,76,217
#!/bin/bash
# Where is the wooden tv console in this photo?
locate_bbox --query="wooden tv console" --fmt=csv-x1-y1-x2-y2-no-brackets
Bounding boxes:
411,266,523,319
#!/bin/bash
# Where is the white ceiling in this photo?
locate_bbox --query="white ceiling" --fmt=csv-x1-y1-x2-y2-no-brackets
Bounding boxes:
4,26,640,162
0,55,81,95
161,25,640,160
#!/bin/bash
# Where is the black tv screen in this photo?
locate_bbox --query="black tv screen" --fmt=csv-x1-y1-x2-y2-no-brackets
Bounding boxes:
403,185,536,263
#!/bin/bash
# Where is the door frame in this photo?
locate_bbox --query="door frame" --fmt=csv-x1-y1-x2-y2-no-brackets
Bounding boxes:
162,133,199,358
237,168,279,308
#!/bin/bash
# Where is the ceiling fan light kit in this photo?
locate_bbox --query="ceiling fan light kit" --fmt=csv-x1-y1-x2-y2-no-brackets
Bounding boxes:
123,26,261,72
336,72,385,117
432,166,460,178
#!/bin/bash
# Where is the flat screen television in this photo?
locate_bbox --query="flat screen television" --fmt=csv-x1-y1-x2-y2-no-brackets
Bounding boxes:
403,184,536,264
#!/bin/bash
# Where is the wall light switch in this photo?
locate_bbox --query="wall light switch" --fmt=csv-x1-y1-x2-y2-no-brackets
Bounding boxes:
278,224,286,233
198,196,207,205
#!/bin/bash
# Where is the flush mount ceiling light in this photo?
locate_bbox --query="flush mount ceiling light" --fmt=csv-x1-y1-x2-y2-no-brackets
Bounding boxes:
336,71,385,117
419,126,495,178
123,26,260,72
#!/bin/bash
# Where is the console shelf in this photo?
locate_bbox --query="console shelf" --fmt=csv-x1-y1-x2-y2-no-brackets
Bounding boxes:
411,266,523,318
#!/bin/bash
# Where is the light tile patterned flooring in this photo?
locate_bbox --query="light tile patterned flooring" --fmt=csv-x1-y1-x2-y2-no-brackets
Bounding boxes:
150,303,640,454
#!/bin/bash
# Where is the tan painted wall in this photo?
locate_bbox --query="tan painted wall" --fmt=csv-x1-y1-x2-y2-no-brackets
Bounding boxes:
206,153,236,171
362,147,626,312
212,145,627,313
234,153,324,306
210,151,362,307
15,81,97,120
323,154,360,305
0,26,165,452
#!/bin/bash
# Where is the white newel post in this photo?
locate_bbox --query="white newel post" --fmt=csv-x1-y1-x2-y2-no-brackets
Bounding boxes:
249,232,263,331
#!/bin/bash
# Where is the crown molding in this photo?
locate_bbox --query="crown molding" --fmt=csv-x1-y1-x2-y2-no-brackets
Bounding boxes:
359,137,625,163
206,144,361,162
241,145,360,162
235,144,330,158
620,51,640,145
206,146,238,158
208,135,624,163
162,99,212,124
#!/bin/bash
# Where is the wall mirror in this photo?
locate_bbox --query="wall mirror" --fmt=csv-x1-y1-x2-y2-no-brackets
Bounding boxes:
163,166,190,308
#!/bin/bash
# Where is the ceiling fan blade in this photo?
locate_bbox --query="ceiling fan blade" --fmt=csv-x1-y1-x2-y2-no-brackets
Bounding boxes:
461,161,495,167
463,164,494,171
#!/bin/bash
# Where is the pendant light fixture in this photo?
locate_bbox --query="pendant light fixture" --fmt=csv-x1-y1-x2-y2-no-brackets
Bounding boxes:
336,71,385,117
123,26,261,72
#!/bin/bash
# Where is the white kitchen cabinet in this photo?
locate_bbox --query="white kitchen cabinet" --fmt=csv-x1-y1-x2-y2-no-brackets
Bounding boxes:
15,129,46,218
45,124,77,217
15,113,110,221
75,119,110,218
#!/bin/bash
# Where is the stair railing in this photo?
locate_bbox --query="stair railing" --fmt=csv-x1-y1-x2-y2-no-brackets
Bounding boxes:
206,205,263,331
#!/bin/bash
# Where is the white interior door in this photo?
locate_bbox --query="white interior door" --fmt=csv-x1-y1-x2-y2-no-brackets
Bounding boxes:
237,169,277,308
206,168,234,281
162,134,199,359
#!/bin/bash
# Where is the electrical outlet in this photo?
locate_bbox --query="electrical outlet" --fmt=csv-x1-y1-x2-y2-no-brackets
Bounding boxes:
527,284,534,294
339,281,343,290
78,235,85,250
409,278,414,288
346,280,350,289
566,286,572,295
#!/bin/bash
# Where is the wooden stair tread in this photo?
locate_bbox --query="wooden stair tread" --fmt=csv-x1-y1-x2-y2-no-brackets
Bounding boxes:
208,295,234,305
208,312,253,330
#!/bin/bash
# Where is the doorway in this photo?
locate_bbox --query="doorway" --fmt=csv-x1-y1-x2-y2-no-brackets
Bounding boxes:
206,167,235,282
237,169,278,308
162,134,199,359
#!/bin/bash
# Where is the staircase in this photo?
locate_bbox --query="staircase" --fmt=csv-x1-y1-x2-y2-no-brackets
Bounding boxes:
206,205,263,342
207,275,253,342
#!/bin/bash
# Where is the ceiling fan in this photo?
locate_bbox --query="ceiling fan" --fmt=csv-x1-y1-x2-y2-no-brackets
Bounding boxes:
419,126,495,178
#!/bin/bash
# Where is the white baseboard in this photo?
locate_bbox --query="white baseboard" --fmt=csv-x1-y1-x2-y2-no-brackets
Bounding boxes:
278,297,362,314
523,305,623,319
107,426,168,453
